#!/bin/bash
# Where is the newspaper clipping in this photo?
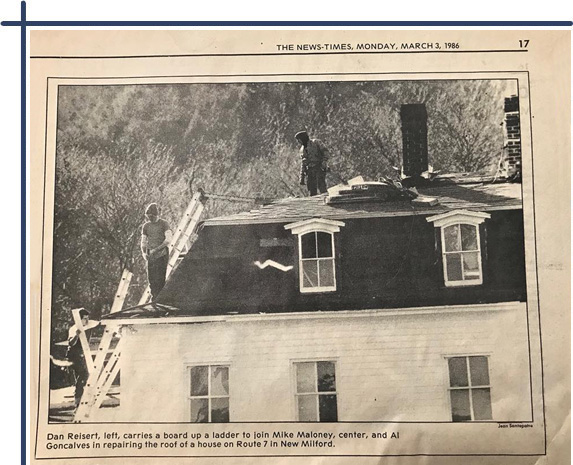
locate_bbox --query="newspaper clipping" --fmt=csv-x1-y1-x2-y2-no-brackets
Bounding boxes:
29,30,570,463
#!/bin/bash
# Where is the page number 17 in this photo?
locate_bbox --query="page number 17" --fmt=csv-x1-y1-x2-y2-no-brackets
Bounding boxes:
519,40,529,48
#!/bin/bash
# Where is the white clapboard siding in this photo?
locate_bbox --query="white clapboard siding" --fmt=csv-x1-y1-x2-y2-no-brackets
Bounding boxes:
108,303,530,423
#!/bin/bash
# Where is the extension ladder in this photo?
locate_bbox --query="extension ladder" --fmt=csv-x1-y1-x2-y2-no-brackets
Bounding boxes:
73,192,206,422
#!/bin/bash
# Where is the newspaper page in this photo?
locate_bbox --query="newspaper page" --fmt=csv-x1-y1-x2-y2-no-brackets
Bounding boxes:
29,30,570,464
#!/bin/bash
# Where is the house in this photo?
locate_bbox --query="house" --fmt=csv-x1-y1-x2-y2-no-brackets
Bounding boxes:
99,102,532,424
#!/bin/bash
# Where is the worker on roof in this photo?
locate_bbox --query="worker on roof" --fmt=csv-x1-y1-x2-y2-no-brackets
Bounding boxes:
295,130,329,196
67,308,100,407
141,203,173,300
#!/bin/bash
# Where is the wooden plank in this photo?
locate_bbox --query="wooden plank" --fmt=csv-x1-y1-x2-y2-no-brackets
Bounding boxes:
71,309,94,374
411,196,439,207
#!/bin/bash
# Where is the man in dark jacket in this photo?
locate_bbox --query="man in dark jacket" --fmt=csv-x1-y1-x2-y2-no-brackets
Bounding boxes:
141,203,173,299
296,130,329,196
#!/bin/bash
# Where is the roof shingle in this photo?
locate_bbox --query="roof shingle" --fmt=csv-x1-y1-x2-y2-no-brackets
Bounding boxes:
205,182,522,226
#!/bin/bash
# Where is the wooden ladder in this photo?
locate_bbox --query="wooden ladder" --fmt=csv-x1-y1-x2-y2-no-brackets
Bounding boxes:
73,192,206,422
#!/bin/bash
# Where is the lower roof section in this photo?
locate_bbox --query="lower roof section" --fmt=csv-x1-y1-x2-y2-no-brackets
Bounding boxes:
102,301,524,326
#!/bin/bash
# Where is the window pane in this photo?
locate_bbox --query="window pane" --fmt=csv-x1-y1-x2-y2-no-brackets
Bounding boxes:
462,252,480,279
317,361,336,392
469,357,490,386
444,225,461,252
446,254,463,281
460,224,478,250
448,357,469,387
301,233,317,259
296,362,316,393
190,399,209,423
210,398,230,423
316,232,333,258
210,366,229,396
450,389,471,421
298,395,318,421
318,259,335,288
472,389,493,420
302,260,319,288
318,395,338,422
190,366,208,396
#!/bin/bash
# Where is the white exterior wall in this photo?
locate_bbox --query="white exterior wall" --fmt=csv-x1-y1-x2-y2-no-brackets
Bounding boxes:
115,303,531,423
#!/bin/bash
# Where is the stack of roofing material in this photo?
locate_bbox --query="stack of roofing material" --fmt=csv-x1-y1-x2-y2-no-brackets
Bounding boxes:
326,180,417,205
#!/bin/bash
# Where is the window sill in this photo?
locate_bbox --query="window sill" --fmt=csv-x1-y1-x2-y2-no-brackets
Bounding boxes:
300,287,337,294
444,280,483,288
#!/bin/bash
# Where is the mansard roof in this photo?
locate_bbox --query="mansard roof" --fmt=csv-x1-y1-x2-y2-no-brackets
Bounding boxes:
103,179,524,323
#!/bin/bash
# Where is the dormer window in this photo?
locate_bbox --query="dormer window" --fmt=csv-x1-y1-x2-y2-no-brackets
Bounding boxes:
427,210,490,287
285,218,345,293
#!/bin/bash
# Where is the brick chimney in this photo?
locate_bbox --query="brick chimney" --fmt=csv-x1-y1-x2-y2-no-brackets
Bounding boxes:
503,95,521,177
400,104,429,177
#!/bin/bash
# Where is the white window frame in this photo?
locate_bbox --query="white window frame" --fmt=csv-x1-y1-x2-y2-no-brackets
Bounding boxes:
427,210,490,287
445,355,493,422
292,359,339,422
285,218,345,293
187,364,230,423
297,231,336,293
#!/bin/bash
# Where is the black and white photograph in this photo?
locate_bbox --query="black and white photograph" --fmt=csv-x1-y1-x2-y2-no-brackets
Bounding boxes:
27,28,570,462
46,77,532,425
